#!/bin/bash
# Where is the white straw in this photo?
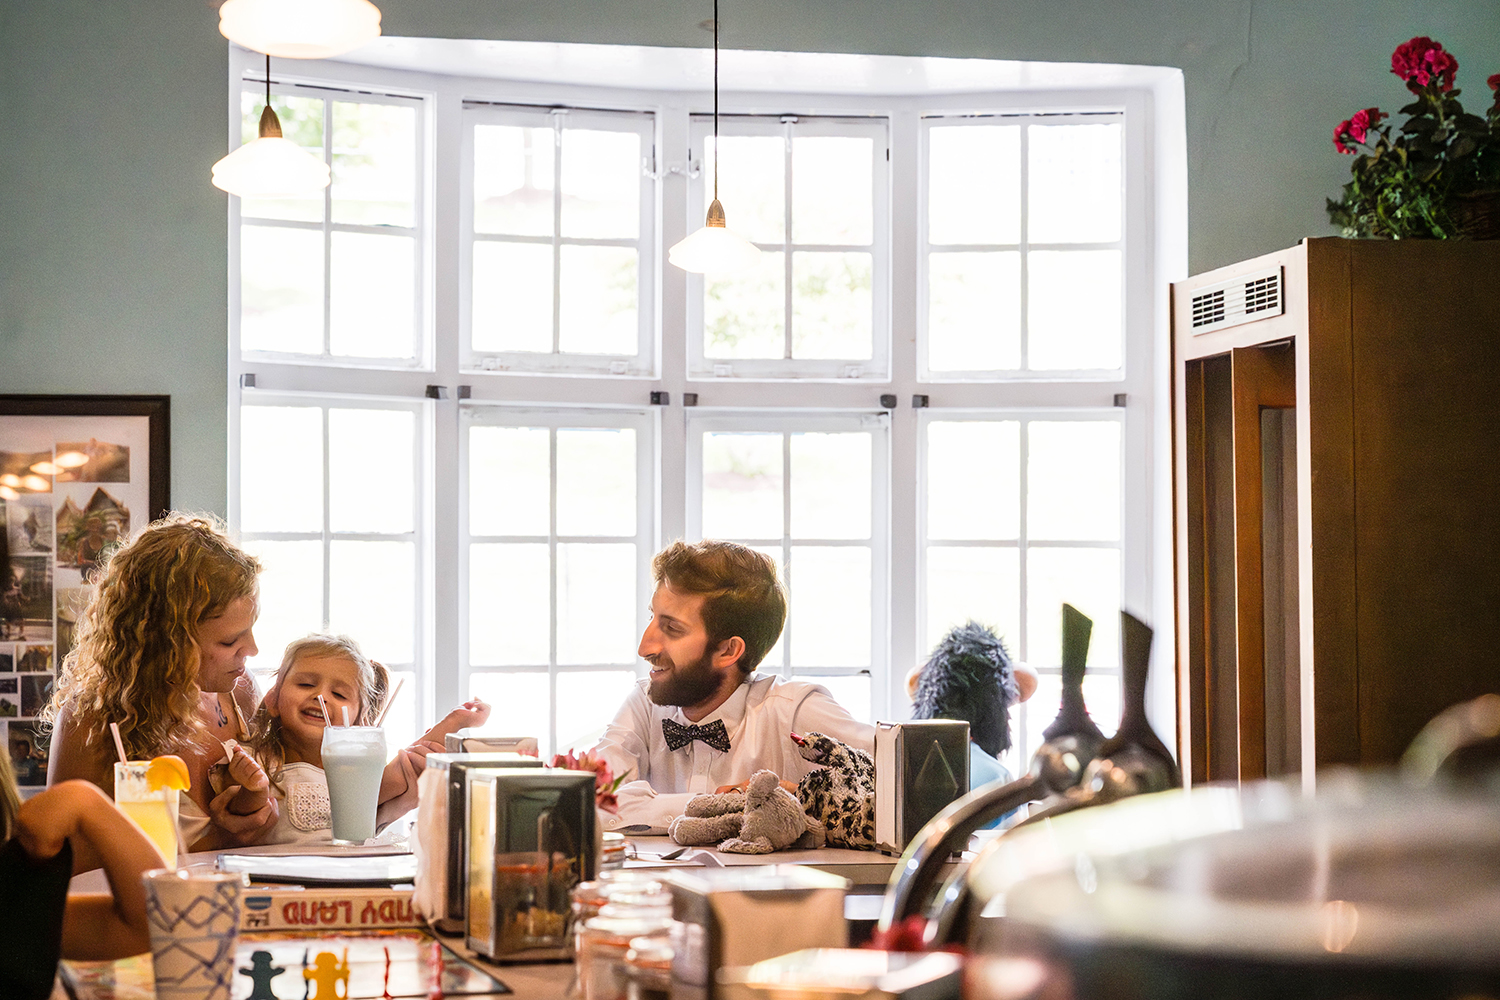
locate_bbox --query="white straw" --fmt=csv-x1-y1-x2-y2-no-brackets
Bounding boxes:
109,722,128,764
318,694,332,726
342,704,351,727
373,674,406,727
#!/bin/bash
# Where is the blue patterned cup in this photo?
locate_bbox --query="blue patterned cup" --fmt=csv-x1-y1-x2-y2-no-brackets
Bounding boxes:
142,868,245,1000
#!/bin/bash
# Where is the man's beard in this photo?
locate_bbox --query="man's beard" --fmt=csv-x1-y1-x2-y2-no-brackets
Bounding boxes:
647,647,722,707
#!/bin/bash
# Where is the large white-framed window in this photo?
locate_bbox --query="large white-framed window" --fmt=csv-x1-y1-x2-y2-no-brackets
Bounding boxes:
227,43,1184,760
236,393,430,743
460,404,657,757
685,411,891,720
462,104,657,376
686,115,891,381
235,78,427,367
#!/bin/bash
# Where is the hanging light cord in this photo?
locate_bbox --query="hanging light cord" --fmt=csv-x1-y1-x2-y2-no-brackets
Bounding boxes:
265,52,271,110
713,0,720,205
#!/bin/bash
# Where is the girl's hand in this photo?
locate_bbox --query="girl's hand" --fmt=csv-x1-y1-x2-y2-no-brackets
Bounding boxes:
225,744,269,793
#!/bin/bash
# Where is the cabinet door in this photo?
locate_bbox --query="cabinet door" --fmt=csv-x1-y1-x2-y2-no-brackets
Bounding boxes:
1183,342,1294,783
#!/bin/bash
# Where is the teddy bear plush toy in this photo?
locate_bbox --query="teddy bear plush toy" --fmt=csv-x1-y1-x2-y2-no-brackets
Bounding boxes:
667,769,821,854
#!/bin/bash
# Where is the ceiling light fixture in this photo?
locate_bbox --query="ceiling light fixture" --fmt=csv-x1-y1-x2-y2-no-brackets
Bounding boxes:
211,55,332,198
218,0,381,60
667,0,761,274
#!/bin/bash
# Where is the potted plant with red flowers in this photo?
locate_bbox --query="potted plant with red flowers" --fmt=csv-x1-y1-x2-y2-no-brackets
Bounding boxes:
1327,37,1500,239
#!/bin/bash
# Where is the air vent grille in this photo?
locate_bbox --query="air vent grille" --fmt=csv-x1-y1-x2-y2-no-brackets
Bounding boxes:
1189,266,1284,336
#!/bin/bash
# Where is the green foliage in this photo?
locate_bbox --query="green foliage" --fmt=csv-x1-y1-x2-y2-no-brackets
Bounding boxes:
1327,42,1500,239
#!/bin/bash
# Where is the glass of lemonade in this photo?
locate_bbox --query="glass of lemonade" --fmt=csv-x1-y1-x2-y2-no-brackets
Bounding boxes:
322,725,387,845
114,761,180,862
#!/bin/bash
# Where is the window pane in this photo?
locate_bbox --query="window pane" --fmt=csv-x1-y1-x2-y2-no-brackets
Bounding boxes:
557,671,640,754
807,675,871,723
702,433,783,540
791,252,871,360
705,251,785,359
241,227,324,355
1026,548,1121,669
474,124,554,237
928,125,1020,245
926,421,1019,540
330,232,415,359
705,135,784,245
561,129,640,239
559,246,636,355
330,408,414,534
790,432,870,540
927,251,1020,371
924,546,1020,658
380,670,418,746
1028,123,1121,244
1028,422,1120,541
1027,250,1121,370
472,242,553,353
792,136,872,246
557,543,636,664
468,672,550,743
469,427,549,537
470,542,549,665
557,429,635,537
329,540,414,664
240,92,324,223
789,546,869,667
242,539,323,676
332,100,415,228
240,406,322,532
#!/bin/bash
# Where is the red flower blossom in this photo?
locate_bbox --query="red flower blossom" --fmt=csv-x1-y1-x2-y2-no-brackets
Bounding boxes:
1348,107,1385,143
1489,73,1500,92
1391,36,1458,92
1333,119,1356,154
550,749,630,813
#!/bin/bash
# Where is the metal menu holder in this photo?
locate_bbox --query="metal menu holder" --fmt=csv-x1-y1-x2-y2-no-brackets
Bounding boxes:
873,720,970,856
466,767,598,961
664,866,850,1000
420,752,544,934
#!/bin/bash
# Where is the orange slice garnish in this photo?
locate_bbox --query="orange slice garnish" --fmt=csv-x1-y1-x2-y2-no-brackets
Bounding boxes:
146,755,190,792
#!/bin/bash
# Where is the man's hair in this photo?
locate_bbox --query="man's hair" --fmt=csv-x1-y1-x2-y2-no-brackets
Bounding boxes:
652,540,786,675
912,621,1018,757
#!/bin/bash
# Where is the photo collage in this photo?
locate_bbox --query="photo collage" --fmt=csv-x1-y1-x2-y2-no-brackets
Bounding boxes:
2,413,152,790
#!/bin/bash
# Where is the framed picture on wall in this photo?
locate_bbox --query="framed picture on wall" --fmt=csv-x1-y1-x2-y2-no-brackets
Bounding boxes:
0,394,169,787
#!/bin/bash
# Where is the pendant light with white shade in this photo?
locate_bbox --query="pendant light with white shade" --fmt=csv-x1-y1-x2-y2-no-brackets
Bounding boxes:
667,0,761,274
211,55,331,198
218,0,382,60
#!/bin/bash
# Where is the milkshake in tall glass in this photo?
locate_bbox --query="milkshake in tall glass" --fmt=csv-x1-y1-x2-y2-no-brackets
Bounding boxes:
322,725,387,845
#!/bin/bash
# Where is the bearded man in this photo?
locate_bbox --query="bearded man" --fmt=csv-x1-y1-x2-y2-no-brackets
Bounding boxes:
593,539,874,833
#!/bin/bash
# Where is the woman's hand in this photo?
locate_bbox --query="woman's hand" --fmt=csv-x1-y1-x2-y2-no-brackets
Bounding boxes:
206,783,279,845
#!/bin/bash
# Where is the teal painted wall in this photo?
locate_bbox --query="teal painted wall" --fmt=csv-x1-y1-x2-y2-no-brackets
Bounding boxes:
3,0,1499,511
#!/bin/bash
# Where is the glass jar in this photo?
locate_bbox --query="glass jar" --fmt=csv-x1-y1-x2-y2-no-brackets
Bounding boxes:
601,830,629,870
579,889,673,1000
624,935,673,1000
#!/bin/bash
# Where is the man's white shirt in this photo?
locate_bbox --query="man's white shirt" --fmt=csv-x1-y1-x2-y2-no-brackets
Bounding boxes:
593,673,875,833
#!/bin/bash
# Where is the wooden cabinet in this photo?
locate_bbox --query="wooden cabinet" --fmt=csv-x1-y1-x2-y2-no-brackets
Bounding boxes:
1171,237,1500,785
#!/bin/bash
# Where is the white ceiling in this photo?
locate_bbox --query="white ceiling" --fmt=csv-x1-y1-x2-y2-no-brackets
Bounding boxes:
329,36,1173,96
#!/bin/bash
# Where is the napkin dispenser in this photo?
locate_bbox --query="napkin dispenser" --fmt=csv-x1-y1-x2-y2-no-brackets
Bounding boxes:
874,720,970,856
664,866,850,1000
466,767,598,961
445,731,541,756
419,752,544,934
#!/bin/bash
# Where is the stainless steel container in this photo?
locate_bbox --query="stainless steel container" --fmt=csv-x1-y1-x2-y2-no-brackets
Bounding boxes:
421,752,543,934
663,866,849,1000
873,719,969,855
444,731,541,755
466,767,598,961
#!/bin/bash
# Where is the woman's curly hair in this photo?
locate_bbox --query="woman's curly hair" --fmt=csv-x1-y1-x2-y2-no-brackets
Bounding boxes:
41,513,260,760
246,633,389,793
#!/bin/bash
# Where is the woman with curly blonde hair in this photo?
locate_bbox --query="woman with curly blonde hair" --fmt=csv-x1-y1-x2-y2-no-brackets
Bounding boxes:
43,513,277,850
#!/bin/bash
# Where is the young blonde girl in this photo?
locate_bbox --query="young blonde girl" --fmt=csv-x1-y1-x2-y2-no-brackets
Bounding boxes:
43,513,274,850
247,634,489,844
